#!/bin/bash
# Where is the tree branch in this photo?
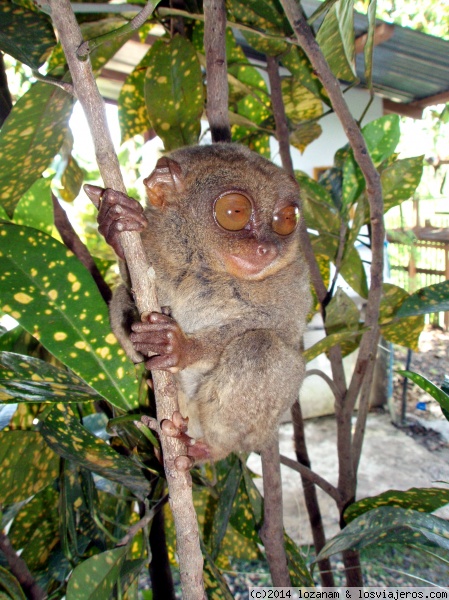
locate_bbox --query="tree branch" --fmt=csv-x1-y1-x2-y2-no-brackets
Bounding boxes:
279,451,340,503
260,439,291,587
47,2,205,598
203,0,231,142
0,532,46,600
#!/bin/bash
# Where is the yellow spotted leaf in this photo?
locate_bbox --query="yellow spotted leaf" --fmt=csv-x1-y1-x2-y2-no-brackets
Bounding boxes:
0,431,58,504
0,223,138,410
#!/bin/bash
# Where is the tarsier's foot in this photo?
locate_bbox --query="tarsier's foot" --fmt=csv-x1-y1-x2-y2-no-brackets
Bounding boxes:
161,411,212,465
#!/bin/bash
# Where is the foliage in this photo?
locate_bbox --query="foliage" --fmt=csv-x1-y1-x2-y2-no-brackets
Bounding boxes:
0,0,438,596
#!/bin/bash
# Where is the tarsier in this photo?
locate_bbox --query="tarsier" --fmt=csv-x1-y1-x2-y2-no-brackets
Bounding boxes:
86,144,311,463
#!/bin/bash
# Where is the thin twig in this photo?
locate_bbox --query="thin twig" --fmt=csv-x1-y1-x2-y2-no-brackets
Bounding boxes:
279,453,340,502
304,369,341,401
117,495,169,547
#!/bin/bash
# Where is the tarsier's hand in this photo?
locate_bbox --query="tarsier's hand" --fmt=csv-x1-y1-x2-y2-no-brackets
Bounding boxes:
84,185,148,259
130,312,197,373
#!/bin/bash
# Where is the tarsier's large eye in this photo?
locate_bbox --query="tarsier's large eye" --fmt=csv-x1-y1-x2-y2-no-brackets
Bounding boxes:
214,193,252,231
272,205,300,236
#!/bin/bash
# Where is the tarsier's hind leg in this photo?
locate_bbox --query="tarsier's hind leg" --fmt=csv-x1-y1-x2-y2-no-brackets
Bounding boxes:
195,329,305,461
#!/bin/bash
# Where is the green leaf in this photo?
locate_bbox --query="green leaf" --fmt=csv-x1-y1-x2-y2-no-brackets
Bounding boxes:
396,280,449,318
303,328,365,362
202,547,234,600
341,153,365,214
290,121,323,154
8,486,59,571
144,36,203,151
381,155,424,213
0,0,55,69
0,223,138,411
0,351,102,403
209,457,242,560
59,155,84,203
325,288,360,335
340,245,368,299
296,174,340,235
282,46,329,104
398,371,449,420
345,487,449,523
11,178,54,235
316,0,356,82
226,0,290,55
0,431,58,504
380,284,424,351
362,114,400,165
285,534,314,586
364,0,377,92
40,404,150,499
0,82,74,217
0,566,26,600
317,506,449,561
119,49,152,143
282,78,323,124
66,546,128,600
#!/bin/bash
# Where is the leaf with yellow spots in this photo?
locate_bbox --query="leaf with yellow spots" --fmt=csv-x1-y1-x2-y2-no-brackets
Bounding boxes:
144,36,204,151
285,534,314,586
344,487,449,524
396,280,449,319
0,351,103,403
362,114,400,166
59,155,84,203
398,370,449,421
66,545,128,600
316,0,356,82
290,121,323,154
317,506,449,560
0,82,74,217
0,565,26,600
0,431,58,504
8,486,59,571
303,328,366,362
12,177,54,235
282,46,329,105
202,546,234,600
118,49,152,143
379,284,424,351
41,404,150,499
381,155,424,213
0,223,139,410
282,78,323,125
226,0,291,55
0,0,56,69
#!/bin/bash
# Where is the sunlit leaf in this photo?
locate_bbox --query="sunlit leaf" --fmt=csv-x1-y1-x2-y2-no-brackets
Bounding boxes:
118,49,152,143
66,546,128,600
0,223,138,410
0,82,74,217
144,36,203,151
316,0,356,82
304,328,365,362
0,431,58,504
345,487,449,523
362,114,400,165
282,79,323,123
12,178,54,235
381,155,424,212
59,155,84,203
380,284,424,351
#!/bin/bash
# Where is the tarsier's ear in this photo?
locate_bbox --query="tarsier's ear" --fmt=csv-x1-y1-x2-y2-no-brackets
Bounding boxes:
143,157,184,207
